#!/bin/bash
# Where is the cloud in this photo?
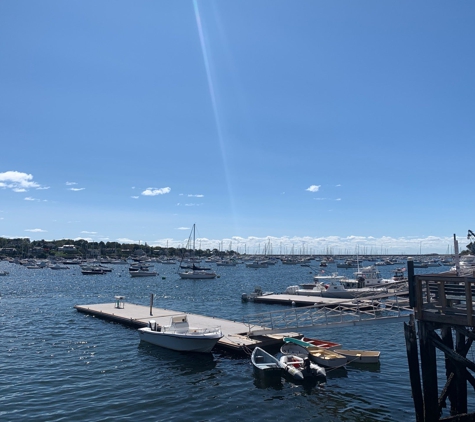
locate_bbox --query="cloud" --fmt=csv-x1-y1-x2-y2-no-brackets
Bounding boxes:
306,185,321,192
142,187,171,196
185,203,201,207
188,194,204,197
335,198,341,201
177,227,190,230
0,171,41,191
336,184,341,187
69,188,85,191
25,228,47,233
131,196,139,199
314,198,327,201
66,182,77,186
24,197,38,201
81,231,97,234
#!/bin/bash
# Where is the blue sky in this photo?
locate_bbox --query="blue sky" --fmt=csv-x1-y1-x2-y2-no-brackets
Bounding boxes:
1,1,474,254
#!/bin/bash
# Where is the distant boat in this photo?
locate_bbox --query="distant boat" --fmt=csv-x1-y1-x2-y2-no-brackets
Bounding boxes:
178,224,218,279
0,270,9,276
138,315,222,353
129,267,158,277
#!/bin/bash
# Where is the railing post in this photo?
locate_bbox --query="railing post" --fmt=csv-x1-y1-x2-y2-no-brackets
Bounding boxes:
408,257,416,308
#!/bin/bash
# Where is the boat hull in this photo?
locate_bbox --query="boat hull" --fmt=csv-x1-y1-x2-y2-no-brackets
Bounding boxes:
334,349,381,364
251,347,282,377
138,328,221,353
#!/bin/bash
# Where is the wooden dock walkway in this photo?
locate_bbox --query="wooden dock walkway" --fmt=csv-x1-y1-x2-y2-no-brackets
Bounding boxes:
249,290,409,307
74,301,298,354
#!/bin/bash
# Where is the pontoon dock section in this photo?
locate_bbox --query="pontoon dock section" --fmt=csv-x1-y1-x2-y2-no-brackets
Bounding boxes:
74,302,299,354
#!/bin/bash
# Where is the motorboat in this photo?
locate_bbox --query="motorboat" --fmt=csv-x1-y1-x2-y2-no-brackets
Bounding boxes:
333,349,381,364
138,315,223,353
283,338,347,368
246,261,269,268
251,347,282,377
129,267,158,277
242,286,273,302
179,265,217,279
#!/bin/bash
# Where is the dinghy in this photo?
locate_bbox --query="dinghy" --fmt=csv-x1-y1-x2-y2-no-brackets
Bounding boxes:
251,347,282,377
283,337,347,368
333,349,381,364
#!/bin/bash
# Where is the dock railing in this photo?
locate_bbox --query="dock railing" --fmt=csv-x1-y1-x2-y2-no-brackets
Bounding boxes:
413,274,475,327
243,297,412,335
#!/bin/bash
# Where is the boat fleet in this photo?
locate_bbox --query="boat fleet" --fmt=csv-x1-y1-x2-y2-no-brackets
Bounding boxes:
251,335,381,385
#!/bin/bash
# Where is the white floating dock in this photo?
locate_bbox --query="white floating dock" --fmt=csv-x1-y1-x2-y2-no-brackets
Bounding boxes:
74,302,299,353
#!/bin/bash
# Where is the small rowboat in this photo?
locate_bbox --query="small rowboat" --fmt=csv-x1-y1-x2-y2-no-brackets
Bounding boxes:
251,347,282,377
301,336,341,350
334,349,381,364
283,337,347,368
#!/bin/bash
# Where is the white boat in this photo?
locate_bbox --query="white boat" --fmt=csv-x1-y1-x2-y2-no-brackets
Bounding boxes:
216,259,237,267
251,347,282,377
333,349,381,364
130,268,158,277
138,315,223,353
246,261,268,268
179,266,217,279
0,270,9,276
241,286,273,302
279,354,326,380
49,263,70,270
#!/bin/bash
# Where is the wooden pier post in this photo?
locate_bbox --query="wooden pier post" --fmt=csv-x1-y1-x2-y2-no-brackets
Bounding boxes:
404,314,423,421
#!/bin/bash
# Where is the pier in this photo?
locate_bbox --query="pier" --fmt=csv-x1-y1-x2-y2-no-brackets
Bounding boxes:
74,299,299,354
405,261,475,421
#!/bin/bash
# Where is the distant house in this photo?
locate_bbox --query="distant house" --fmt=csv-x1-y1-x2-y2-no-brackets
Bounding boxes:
58,245,77,252
0,248,17,255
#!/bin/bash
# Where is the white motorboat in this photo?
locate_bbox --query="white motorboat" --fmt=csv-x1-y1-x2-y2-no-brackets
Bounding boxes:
246,261,269,268
138,315,223,353
130,268,158,277
251,347,282,377
242,286,273,302
179,267,217,279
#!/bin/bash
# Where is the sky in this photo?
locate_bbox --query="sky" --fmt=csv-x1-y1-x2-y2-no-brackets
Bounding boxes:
1,1,474,255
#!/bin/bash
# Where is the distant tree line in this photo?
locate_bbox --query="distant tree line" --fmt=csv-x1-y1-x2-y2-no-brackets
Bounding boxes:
0,237,238,260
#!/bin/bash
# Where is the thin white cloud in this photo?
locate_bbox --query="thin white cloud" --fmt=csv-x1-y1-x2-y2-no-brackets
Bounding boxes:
306,185,321,192
25,228,47,233
37,186,50,190
24,197,38,201
0,171,41,191
188,194,204,198
336,184,341,187
142,187,171,196
66,182,77,186
177,227,190,230
81,231,97,234
131,196,139,199
185,203,201,207
335,198,341,201
314,198,327,200
69,188,85,191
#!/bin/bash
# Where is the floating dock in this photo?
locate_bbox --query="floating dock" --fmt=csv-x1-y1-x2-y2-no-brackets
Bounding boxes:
247,289,409,307
74,300,298,354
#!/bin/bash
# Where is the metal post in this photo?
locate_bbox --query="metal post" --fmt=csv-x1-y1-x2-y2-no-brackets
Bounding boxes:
408,257,416,308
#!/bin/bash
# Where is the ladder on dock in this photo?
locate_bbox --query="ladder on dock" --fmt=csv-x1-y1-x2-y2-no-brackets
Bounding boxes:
243,297,412,335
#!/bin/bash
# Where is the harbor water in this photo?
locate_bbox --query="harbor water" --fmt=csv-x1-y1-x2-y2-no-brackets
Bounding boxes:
0,260,449,421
